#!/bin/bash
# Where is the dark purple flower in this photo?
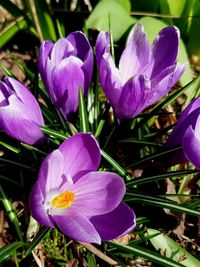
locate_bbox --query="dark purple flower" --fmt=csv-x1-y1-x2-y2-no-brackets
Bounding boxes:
0,77,45,145
96,23,186,121
30,133,135,243
38,31,93,120
165,97,200,169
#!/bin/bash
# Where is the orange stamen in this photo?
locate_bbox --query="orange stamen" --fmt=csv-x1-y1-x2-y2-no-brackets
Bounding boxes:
52,191,75,208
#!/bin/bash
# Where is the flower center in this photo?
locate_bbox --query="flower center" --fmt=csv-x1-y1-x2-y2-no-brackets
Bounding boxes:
52,191,75,208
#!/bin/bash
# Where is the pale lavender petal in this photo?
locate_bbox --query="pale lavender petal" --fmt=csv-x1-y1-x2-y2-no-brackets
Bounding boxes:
38,41,54,74
37,149,64,194
53,210,101,243
95,31,122,107
165,107,200,148
116,75,151,120
148,26,179,79
95,31,111,66
183,126,200,169
59,133,101,182
29,182,54,228
173,96,200,126
147,63,186,108
50,38,74,65
99,54,122,107
90,203,136,241
4,77,44,125
52,56,84,119
119,24,150,83
68,171,125,217
0,97,44,145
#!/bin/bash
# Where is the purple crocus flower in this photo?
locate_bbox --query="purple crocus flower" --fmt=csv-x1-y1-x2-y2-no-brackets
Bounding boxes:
0,77,45,145
38,31,93,120
165,97,200,169
30,133,135,243
96,23,186,121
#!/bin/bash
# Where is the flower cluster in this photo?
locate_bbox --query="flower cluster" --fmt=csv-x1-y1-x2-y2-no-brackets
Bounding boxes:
0,23,187,243
96,23,186,121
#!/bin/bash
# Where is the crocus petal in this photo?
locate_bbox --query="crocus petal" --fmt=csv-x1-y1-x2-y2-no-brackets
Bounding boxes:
146,63,186,108
0,97,44,145
53,210,101,243
116,75,151,120
4,77,44,125
52,56,84,119
38,41,54,74
29,183,54,227
119,24,150,83
96,31,111,67
166,107,200,148
100,54,123,107
37,149,65,194
59,133,101,182
90,203,136,241
183,126,200,169
148,26,179,79
50,38,74,65
68,171,125,217
66,31,94,92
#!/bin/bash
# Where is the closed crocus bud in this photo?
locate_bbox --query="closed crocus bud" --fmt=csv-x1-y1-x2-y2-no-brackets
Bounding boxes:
165,97,200,169
96,23,186,121
0,77,45,145
38,31,94,120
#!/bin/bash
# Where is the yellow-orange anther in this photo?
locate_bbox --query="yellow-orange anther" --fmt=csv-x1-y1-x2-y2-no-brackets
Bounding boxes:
52,191,75,208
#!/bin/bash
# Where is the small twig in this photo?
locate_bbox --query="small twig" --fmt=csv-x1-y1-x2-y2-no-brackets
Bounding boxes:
79,242,120,266
29,0,43,42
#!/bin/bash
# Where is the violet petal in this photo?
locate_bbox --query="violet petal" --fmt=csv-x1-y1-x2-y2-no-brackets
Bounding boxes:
90,203,136,241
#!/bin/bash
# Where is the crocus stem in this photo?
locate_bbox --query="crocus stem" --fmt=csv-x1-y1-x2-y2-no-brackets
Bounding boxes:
0,185,23,241
79,242,119,266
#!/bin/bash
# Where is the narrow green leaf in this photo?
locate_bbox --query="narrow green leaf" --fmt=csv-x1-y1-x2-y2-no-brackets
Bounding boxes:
126,146,182,169
0,17,28,47
0,242,25,263
126,192,200,216
40,126,69,140
100,149,131,180
108,241,185,267
147,228,200,266
21,143,47,156
24,226,50,257
0,141,20,153
31,0,57,41
126,170,198,186
0,186,23,241
79,88,90,132
119,138,162,147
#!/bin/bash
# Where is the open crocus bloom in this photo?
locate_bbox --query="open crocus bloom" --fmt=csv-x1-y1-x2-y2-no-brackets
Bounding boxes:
30,133,135,243
0,77,45,145
165,97,200,169
38,31,93,120
96,23,186,121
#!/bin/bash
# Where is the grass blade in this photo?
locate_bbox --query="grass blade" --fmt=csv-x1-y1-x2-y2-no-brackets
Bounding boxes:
79,88,90,132
0,242,25,263
108,241,185,267
126,192,200,216
24,226,50,257
0,186,23,241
